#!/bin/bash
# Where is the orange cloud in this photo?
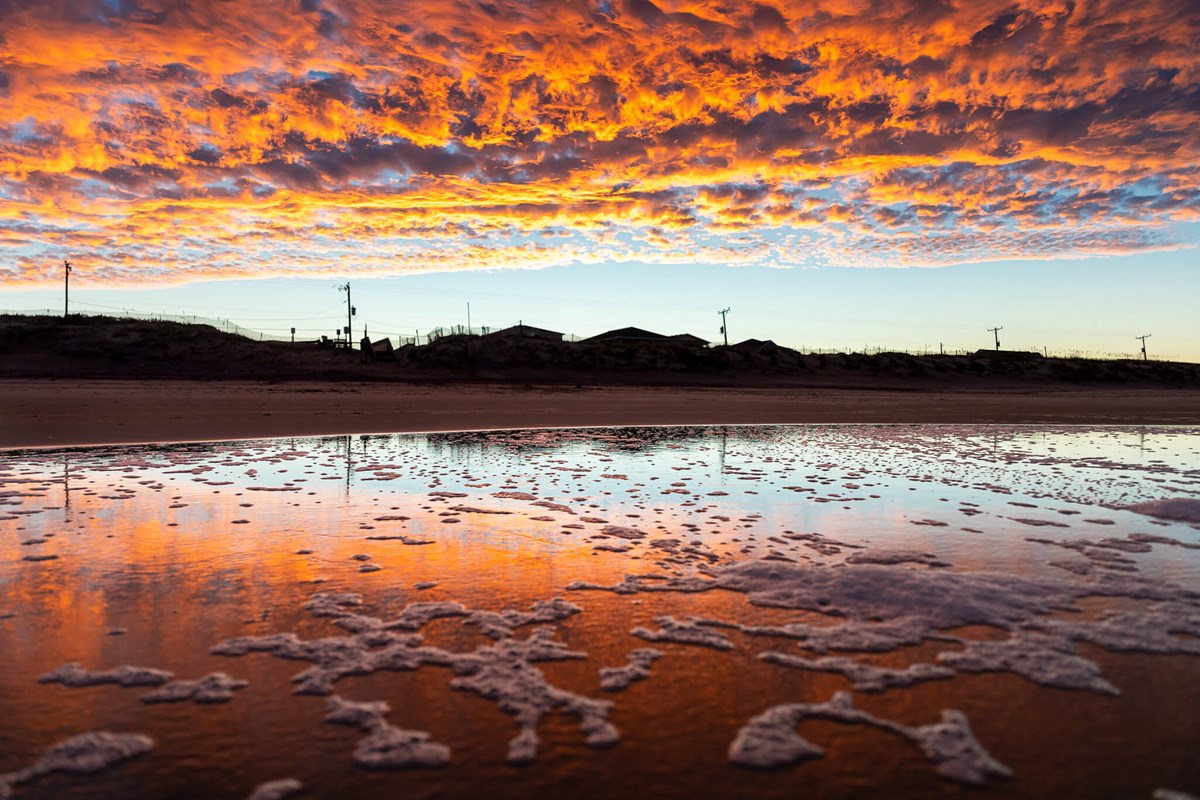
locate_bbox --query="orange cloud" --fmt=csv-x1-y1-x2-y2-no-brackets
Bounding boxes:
1,0,1197,285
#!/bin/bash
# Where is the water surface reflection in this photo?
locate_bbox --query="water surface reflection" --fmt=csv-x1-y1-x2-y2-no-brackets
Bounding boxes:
2,425,1199,799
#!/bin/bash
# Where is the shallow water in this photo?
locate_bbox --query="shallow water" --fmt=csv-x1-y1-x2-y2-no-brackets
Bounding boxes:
2,425,1199,799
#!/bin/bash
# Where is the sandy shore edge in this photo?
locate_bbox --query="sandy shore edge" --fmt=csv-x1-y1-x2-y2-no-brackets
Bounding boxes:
3,378,1198,449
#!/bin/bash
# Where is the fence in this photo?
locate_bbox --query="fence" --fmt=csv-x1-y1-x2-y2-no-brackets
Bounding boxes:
797,345,1155,360
0,308,1162,362
412,325,584,345
0,307,292,342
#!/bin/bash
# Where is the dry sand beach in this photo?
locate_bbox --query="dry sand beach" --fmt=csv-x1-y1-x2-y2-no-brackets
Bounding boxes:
3,379,1200,449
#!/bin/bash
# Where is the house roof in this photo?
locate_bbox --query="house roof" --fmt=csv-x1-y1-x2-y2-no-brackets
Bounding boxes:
669,333,708,344
486,323,564,338
584,326,669,342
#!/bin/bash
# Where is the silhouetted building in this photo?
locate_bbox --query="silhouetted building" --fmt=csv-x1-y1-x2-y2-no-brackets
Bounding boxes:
731,338,778,350
669,333,709,348
361,337,396,362
584,326,670,343
484,324,564,341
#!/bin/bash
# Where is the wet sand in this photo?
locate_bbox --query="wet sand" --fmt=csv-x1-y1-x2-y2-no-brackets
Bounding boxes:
3,379,1198,449
4,427,1199,798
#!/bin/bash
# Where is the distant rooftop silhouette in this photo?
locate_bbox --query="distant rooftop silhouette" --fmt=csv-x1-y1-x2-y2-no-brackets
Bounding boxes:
669,333,709,347
584,326,670,343
485,323,564,341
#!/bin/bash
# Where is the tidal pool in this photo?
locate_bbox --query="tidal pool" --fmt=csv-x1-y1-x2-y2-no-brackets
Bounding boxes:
2,425,1199,799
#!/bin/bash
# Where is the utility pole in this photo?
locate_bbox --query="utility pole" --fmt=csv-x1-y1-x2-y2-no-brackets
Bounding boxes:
338,283,355,348
1136,334,1151,361
467,302,472,335
63,259,72,318
987,326,1003,351
718,307,730,346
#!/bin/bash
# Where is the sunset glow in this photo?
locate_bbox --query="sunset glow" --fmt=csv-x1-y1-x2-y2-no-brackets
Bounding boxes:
3,0,1198,287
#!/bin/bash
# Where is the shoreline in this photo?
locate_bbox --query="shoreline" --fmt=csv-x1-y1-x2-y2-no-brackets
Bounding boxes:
3,378,1198,449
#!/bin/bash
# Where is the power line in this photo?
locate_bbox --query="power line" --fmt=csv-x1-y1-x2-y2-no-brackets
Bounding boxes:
18,275,1189,341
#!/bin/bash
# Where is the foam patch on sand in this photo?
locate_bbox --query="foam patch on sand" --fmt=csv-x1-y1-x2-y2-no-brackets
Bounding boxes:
1022,531,1195,572
597,525,647,540
844,549,951,568
448,628,618,764
729,691,1011,786
600,648,663,691
580,559,1200,718
303,594,469,635
324,695,450,769
39,662,172,688
1153,790,1200,800
758,653,954,692
594,542,634,553
213,593,617,765
211,629,443,696
464,598,582,639
1034,603,1200,655
633,616,734,650
246,778,303,800
0,731,154,799
567,574,716,595
1125,498,1200,522
140,672,248,704
714,561,1075,627
1128,533,1200,550
936,632,1119,695
700,616,934,654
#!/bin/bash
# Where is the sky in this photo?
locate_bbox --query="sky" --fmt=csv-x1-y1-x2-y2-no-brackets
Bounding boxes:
1,0,1198,358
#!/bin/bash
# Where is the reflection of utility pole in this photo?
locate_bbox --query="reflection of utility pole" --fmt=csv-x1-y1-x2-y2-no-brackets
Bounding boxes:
1136,334,1151,361
718,426,728,481
63,259,72,318
63,453,71,513
718,308,730,346
987,326,1003,351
